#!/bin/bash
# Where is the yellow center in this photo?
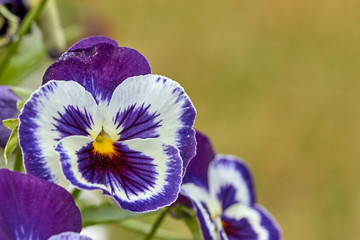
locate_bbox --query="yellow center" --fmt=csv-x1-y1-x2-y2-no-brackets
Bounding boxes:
92,131,116,156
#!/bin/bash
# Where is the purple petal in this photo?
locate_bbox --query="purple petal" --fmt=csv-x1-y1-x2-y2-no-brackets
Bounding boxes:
49,232,92,240
105,74,196,175
0,169,82,240
56,136,183,212
209,155,256,209
18,80,102,185
0,86,19,147
182,130,215,188
43,38,151,103
221,204,281,240
175,131,215,208
67,35,118,51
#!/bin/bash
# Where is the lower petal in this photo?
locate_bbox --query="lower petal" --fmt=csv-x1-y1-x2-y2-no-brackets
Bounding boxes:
56,136,183,212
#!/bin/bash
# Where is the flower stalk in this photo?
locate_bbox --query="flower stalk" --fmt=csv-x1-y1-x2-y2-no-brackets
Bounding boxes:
143,207,170,240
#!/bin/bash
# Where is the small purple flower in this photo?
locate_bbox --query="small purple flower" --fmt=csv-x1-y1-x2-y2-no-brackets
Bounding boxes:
0,85,19,148
180,131,281,240
18,36,197,212
0,168,82,239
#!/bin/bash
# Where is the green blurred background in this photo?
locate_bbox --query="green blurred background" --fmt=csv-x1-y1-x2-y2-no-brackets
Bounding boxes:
8,0,360,239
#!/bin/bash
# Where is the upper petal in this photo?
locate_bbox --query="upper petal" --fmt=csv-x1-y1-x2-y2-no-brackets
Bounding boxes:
56,136,183,212
209,155,256,210
0,169,82,240
18,80,102,185
43,38,151,103
67,35,118,51
182,130,216,188
104,74,196,173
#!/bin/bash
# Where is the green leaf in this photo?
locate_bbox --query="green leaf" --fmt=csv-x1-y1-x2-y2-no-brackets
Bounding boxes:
4,126,19,165
81,202,158,227
13,147,23,172
2,118,19,130
171,205,203,240
16,99,26,112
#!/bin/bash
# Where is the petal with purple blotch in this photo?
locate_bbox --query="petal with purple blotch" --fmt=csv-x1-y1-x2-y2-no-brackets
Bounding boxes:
43,41,151,103
0,169,82,240
56,135,183,212
104,74,196,174
18,80,102,185
208,155,256,210
221,203,281,240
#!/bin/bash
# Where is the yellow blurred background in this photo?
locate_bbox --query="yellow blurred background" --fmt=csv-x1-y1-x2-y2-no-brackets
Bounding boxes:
56,0,360,239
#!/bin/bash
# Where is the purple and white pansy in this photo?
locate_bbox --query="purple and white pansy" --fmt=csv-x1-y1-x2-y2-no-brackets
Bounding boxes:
180,132,281,240
0,169,87,240
18,36,197,212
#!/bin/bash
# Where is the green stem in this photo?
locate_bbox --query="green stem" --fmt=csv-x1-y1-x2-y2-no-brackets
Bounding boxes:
13,147,23,172
0,0,48,76
117,218,188,240
72,188,81,201
143,207,170,240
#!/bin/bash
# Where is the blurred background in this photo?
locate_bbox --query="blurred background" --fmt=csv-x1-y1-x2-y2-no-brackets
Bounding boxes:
4,0,360,239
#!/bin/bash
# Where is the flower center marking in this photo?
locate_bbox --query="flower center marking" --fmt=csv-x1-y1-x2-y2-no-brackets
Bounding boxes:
92,131,116,156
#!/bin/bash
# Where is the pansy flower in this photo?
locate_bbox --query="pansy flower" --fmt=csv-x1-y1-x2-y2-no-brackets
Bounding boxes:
180,131,281,240
0,85,19,148
0,168,85,239
18,36,197,212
